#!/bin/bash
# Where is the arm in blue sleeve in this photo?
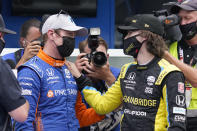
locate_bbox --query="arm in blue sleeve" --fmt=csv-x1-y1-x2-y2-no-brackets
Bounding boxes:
15,67,41,131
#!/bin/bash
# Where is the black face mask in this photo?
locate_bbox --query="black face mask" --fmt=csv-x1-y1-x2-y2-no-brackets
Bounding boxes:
57,36,75,58
0,39,5,54
123,35,142,58
180,21,197,40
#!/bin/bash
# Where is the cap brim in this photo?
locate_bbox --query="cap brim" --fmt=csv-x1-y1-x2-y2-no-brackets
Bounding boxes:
62,26,88,36
0,28,16,34
171,4,196,14
117,25,138,34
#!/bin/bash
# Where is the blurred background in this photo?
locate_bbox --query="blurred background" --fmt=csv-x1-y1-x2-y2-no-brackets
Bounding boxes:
2,0,177,49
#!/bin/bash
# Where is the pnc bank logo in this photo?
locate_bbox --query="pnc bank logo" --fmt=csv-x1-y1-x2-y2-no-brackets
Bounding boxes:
47,90,54,98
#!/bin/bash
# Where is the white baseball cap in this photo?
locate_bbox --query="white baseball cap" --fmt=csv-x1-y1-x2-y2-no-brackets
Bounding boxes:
41,14,88,36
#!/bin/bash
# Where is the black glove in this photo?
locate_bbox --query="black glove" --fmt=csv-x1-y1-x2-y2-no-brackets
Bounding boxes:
0,39,5,54
75,75,93,91
191,45,197,66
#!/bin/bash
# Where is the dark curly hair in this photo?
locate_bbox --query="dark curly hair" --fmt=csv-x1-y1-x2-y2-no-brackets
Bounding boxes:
139,30,168,57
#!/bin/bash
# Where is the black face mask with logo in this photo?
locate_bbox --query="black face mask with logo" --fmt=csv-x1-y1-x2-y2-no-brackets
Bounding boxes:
123,35,142,58
180,21,197,40
57,36,75,58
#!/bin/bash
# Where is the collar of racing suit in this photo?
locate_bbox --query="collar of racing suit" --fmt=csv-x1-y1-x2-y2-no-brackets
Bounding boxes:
136,56,160,70
37,49,66,67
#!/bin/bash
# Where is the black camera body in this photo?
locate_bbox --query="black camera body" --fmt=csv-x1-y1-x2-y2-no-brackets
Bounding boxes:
32,37,44,47
153,2,182,44
84,51,107,67
85,28,107,67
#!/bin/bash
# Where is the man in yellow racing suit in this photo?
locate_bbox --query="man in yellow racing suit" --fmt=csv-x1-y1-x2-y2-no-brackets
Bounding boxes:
67,14,187,131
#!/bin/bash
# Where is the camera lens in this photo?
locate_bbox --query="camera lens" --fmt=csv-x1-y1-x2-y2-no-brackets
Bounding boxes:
92,51,107,67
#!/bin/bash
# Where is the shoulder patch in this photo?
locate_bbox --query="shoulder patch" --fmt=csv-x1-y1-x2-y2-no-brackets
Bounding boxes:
19,56,43,78
119,62,135,79
155,59,180,85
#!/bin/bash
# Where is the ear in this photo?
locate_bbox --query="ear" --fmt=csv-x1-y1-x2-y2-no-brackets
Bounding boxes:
20,37,25,48
47,30,55,40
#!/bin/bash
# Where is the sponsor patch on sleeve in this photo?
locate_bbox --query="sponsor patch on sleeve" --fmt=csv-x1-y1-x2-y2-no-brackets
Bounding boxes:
174,115,186,122
178,82,184,94
22,89,32,95
173,107,186,115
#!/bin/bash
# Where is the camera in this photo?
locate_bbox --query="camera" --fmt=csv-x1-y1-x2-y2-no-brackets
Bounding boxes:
153,2,182,44
32,37,44,47
84,28,107,67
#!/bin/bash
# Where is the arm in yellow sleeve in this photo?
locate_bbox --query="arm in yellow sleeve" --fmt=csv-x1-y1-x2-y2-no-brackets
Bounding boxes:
82,77,123,115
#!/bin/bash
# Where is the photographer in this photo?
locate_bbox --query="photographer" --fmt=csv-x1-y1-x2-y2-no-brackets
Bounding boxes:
67,14,186,131
75,36,121,131
76,36,120,87
2,18,41,69
163,0,197,130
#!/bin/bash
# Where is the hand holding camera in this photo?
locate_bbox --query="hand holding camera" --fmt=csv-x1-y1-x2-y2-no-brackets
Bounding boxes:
75,53,89,73
15,38,41,69
84,60,115,85
76,52,110,81
22,39,41,61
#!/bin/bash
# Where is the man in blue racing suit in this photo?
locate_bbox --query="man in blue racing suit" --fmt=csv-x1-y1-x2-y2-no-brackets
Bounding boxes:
15,12,88,131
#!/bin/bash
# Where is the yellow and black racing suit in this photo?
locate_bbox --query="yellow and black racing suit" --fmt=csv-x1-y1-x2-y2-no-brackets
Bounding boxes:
78,57,186,131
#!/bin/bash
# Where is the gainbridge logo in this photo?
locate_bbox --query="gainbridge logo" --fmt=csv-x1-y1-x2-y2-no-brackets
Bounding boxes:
47,90,54,98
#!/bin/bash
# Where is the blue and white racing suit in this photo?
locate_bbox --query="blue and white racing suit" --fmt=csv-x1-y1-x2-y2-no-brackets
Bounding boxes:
15,49,79,131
